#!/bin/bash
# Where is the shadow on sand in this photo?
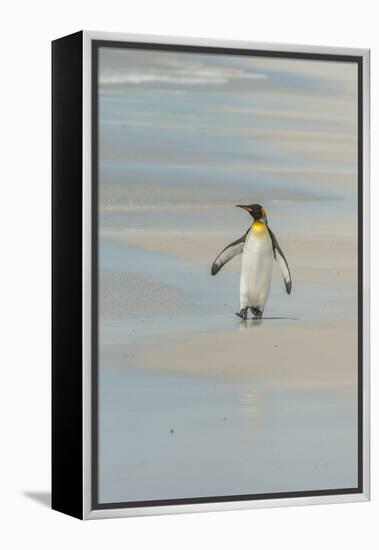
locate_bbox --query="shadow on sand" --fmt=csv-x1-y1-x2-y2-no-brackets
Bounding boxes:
238,316,299,321
237,317,299,328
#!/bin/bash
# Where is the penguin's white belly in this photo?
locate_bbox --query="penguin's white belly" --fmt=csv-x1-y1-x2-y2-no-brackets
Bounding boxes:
240,227,273,310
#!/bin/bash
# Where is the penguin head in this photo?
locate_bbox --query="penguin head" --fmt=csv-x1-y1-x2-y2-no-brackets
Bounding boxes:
236,203,266,221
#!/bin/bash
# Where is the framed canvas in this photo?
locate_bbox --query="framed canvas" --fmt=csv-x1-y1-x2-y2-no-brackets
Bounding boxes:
52,31,370,520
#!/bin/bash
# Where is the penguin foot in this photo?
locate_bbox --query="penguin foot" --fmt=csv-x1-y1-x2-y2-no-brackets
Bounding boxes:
236,307,248,320
250,307,263,319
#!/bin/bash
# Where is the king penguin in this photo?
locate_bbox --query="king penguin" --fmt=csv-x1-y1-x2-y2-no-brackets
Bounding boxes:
211,204,291,320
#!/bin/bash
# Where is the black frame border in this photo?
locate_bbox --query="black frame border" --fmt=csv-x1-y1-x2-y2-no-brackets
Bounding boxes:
91,39,364,511
52,31,84,519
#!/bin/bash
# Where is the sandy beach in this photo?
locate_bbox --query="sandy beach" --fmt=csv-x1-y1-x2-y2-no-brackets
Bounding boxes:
98,214,359,503
96,47,359,503
135,319,357,389
100,217,357,389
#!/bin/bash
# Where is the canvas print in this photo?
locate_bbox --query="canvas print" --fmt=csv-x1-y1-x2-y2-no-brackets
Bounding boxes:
96,45,360,505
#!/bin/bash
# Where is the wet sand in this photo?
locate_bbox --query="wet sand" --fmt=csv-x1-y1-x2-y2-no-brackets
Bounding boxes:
97,204,359,503
135,319,357,389
100,209,358,390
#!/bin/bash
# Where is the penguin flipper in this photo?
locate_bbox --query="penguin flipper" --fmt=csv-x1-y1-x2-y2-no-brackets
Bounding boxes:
211,230,248,276
267,227,292,294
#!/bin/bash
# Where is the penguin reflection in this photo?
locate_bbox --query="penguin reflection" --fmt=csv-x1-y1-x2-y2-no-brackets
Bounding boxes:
211,204,292,320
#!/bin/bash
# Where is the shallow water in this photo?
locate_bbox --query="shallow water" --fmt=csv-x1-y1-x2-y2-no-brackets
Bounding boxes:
98,361,357,503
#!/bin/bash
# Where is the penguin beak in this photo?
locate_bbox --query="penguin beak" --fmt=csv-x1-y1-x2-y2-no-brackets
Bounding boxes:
236,204,252,212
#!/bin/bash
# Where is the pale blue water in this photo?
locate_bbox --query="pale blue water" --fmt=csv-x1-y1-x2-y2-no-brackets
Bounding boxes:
99,362,357,502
